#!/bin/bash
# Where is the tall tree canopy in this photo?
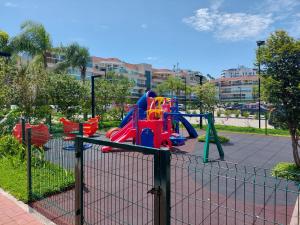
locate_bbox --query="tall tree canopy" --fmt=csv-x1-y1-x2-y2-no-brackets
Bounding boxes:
259,30,300,166
193,82,218,113
57,42,90,82
11,20,52,68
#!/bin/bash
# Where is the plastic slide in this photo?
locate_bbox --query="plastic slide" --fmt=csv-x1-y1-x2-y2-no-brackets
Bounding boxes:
111,120,133,142
176,114,198,138
119,91,156,128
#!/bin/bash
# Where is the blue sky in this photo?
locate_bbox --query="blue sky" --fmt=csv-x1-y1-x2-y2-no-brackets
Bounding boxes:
1,0,299,77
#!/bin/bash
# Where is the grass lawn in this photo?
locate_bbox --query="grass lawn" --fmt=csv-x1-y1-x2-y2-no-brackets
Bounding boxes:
0,158,74,203
191,124,290,136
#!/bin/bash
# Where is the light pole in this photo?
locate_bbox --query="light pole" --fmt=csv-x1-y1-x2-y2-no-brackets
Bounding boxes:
195,73,204,129
256,40,265,129
238,87,242,102
184,76,187,111
91,68,107,118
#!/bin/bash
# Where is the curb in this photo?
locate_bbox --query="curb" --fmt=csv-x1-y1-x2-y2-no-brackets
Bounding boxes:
0,188,56,225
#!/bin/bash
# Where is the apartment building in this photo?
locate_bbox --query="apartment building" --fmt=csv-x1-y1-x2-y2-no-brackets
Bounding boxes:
221,65,257,78
213,75,258,102
46,53,202,98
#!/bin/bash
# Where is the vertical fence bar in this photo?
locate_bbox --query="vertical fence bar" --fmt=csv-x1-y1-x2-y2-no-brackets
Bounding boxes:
153,150,171,225
21,117,26,145
160,149,171,225
75,135,84,225
26,128,32,203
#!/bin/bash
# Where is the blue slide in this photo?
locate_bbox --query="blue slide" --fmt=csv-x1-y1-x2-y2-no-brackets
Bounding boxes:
176,114,198,138
119,91,156,128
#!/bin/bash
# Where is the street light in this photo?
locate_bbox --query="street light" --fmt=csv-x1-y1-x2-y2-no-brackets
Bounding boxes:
195,73,204,128
256,40,265,129
238,87,242,102
91,68,107,118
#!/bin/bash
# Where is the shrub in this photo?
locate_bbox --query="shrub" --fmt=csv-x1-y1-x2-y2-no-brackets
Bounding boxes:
216,110,223,117
272,162,300,181
198,135,230,144
224,110,231,118
241,111,250,118
0,135,25,161
234,110,240,118
0,110,22,135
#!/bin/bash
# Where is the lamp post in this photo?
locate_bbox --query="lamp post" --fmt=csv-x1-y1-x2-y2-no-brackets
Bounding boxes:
91,68,107,118
256,40,265,129
238,87,242,102
195,73,204,128
184,76,187,112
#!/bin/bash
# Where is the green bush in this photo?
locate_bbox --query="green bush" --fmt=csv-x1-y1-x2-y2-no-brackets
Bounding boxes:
234,110,240,118
216,110,223,117
241,111,250,118
198,135,230,144
272,162,300,181
0,135,25,160
0,110,22,135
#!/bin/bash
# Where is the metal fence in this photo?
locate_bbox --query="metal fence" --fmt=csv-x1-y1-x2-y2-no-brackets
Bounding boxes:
25,128,300,225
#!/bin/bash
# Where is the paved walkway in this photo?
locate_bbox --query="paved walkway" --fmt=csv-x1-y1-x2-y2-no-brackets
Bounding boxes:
0,192,45,225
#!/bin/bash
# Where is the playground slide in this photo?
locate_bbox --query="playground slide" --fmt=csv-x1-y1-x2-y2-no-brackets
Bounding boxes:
111,120,133,142
114,128,136,143
176,114,198,138
119,91,156,128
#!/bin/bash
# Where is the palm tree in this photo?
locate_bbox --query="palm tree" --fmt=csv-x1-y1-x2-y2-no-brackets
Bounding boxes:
11,20,52,68
57,43,90,83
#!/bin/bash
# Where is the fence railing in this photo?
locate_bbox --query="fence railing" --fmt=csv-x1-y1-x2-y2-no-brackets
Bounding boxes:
25,127,300,225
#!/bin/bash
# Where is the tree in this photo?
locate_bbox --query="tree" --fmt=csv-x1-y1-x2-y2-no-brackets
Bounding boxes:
57,42,90,83
11,21,52,68
0,30,10,53
193,82,218,113
94,72,134,119
0,58,15,107
47,73,89,117
154,76,184,96
11,61,49,116
259,30,300,166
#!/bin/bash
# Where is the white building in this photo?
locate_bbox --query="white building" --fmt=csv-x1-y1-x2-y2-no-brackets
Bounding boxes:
221,66,257,78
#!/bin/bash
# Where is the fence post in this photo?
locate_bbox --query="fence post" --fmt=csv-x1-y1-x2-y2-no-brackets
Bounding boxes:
75,123,84,225
26,128,32,202
21,117,26,145
153,150,171,225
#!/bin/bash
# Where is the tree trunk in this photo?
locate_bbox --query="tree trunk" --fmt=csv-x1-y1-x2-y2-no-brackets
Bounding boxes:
290,128,300,167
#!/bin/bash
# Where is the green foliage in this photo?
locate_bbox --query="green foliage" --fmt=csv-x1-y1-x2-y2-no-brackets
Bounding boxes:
198,135,230,144
0,30,9,52
95,73,134,117
56,42,90,81
234,110,240,118
0,58,16,107
241,111,250,118
0,135,25,161
11,20,52,67
272,162,300,181
224,110,231,117
216,109,223,117
259,30,300,165
0,156,74,202
155,76,185,96
0,110,22,135
47,73,88,117
101,120,121,129
193,82,218,113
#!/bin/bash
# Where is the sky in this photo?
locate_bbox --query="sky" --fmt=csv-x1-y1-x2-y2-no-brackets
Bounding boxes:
0,0,300,77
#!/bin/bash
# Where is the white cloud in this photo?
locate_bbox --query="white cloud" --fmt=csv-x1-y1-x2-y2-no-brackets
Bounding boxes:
210,0,224,11
4,2,18,7
141,24,148,29
263,0,299,13
183,8,273,40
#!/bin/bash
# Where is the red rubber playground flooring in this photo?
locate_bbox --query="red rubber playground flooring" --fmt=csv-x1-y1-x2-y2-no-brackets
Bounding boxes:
31,131,298,225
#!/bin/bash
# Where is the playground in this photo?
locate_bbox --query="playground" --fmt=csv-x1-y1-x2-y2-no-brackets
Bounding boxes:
9,90,298,225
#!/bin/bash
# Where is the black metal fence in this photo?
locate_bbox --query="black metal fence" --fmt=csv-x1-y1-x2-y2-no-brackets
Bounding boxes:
25,128,300,225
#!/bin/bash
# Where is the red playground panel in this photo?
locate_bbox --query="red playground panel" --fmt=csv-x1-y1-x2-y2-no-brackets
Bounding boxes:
13,123,50,147
60,116,100,140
